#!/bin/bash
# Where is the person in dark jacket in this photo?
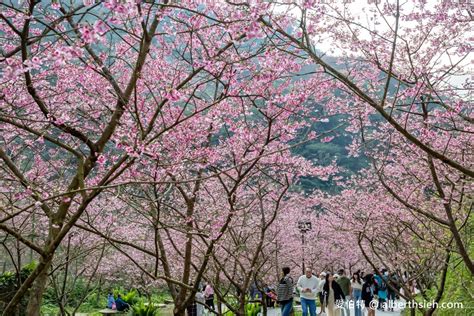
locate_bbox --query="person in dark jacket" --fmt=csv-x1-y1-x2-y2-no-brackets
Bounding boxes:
361,274,378,316
115,294,130,311
186,295,198,316
322,273,345,316
387,272,399,312
185,283,198,316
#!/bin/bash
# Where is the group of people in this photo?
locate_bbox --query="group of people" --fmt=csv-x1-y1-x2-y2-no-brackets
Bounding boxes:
105,283,214,315
277,267,400,316
186,282,216,316
105,267,399,315
106,293,130,311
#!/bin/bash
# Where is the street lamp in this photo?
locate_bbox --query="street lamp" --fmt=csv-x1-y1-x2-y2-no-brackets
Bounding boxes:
298,220,312,274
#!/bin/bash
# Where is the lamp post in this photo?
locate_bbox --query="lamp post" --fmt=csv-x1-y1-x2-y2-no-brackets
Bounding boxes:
298,220,312,274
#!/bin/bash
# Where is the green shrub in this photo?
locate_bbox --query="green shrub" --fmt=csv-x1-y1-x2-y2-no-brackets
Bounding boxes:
0,261,36,314
40,303,60,315
0,271,15,289
419,255,473,316
19,261,37,280
244,302,261,316
129,300,159,316
150,289,172,304
113,288,140,305
401,247,473,315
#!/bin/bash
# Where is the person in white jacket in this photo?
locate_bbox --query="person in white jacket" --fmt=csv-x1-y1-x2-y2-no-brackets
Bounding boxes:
195,291,205,316
297,268,319,316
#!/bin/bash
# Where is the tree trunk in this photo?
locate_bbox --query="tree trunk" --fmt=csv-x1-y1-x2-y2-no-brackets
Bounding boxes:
25,257,52,316
262,294,268,316
237,305,245,316
216,295,222,315
173,306,186,316
173,301,186,316
96,277,102,306
25,223,59,316
237,294,246,316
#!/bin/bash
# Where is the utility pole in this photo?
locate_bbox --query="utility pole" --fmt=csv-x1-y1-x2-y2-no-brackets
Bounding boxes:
298,220,312,274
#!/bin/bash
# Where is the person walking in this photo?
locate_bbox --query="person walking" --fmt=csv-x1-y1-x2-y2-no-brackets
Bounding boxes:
322,273,345,316
297,268,319,316
277,267,294,316
317,272,326,315
361,274,377,316
350,272,363,316
387,272,398,312
336,269,350,316
250,281,262,300
374,269,388,311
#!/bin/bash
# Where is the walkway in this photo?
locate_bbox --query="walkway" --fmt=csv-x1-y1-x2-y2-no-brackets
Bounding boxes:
265,303,402,316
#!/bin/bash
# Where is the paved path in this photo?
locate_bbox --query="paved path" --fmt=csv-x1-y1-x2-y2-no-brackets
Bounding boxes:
265,303,402,316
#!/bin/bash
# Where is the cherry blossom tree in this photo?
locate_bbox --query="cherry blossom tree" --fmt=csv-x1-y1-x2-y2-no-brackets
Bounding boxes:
72,71,332,315
206,184,299,315
0,1,324,314
314,175,464,316
1,1,471,314
259,0,473,274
